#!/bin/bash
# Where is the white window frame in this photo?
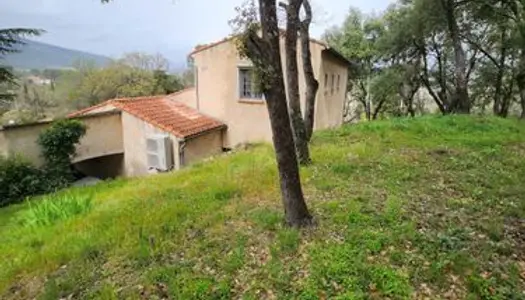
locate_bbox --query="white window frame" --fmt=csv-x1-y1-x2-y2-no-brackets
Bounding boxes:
238,67,264,100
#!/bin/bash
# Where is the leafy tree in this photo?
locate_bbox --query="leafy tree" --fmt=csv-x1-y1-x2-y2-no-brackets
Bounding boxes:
70,61,167,108
38,119,86,188
181,67,196,87
119,52,170,71
0,28,42,105
323,8,384,120
152,70,184,94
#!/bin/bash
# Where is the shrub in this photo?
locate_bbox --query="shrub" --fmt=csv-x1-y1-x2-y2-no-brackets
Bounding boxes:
37,119,86,187
0,155,46,207
17,193,93,228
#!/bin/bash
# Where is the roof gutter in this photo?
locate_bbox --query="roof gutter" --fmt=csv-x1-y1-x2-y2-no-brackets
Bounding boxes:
181,124,227,142
178,139,187,169
322,48,355,68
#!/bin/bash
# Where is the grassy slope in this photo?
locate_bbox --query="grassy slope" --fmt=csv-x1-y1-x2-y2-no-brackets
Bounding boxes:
1,116,525,299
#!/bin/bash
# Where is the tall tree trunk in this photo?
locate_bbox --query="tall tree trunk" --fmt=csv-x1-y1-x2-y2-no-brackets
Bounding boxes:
407,100,416,117
243,0,312,227
283,0,311,165
518,70,525,119
399,68,419,118
300,0,319,141
442,0,470,113
493,29,508,117
372,98,386,120
418,43,447,114
520,93,525,119
516,48,525,119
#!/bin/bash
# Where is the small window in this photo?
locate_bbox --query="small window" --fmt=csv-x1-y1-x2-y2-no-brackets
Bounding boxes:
331,74,335,95
324,73,328,93
337,75,341,92
239,68,263,99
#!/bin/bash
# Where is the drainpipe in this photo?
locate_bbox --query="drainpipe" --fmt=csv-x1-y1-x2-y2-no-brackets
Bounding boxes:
195,66,200,111
178,139,186,169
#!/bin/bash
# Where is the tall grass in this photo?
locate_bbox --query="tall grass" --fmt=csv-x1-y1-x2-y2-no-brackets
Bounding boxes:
17,193,93,228
1,116,525,299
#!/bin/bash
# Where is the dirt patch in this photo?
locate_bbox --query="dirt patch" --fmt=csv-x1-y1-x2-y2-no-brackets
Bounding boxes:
428,148,456,157
505,217,525,259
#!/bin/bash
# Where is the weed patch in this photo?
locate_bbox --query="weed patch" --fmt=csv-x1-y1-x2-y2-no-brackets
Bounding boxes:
16,193,93,228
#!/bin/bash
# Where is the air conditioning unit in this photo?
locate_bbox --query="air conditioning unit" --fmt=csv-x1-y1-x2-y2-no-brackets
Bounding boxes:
146,135,173,172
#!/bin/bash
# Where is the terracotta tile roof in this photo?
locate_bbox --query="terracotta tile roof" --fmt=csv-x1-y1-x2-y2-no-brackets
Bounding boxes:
69,95,226,139
68,101,117,118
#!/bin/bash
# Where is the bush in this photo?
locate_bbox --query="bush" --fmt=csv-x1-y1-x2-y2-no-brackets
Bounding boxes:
0,156,46,207
17,193,93,228
37,119,86,186
0,119,87,207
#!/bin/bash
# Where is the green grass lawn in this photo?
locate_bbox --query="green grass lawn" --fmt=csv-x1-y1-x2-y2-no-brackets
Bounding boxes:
1,115,525,299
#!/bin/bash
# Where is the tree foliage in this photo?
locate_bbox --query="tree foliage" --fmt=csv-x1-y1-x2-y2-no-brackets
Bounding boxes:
37,119,87,188
0,52,186,125
326,0,525,119
0,28,42,104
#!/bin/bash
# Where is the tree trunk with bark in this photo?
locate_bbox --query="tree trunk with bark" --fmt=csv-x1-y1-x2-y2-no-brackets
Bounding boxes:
493,31,508,117
243,0,312,227
399,63,419,117
283,0,311,165
372,98,386,120
399,82,416,117
418,42,447,114
521,91,525,119
518,70,525,119
300,0,319,142
442,0,470,114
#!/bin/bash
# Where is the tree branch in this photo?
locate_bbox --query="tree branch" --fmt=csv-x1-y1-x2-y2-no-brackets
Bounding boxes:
462,34,499,68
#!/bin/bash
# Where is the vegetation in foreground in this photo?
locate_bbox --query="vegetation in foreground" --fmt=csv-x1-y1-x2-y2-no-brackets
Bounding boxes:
1,116,525,299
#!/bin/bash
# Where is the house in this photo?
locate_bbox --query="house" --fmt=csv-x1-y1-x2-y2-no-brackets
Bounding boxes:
169,34,351,148
26,75,52,86
0,112,124,178
68,95,226,177
0,34,350,179
0,95,225,178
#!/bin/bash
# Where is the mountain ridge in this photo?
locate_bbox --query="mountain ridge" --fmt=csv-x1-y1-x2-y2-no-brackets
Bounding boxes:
3,39,112,70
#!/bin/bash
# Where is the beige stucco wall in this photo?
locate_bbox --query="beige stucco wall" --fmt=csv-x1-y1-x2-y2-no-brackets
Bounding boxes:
73,113,124,163
315,52,349,130
1,122,51,166
192,38,345,148
168,88,197,109
193,41,233,122
0,113,124,167
121,112,224,176
121,111,179,177
183,130,224,166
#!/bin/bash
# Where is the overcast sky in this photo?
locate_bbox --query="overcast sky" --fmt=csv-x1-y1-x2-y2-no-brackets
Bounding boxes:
0,0,393,63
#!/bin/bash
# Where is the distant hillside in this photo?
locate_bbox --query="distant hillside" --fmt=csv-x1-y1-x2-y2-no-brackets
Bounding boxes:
2,40,112,70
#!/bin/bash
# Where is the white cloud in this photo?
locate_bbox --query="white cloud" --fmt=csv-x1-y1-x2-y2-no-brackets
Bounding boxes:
0,0,394,63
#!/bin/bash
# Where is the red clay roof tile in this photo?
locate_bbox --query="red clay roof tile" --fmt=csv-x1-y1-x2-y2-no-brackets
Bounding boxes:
69,95,225,139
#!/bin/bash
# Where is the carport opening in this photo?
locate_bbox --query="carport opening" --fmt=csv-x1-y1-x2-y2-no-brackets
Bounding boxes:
73,153,124,180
